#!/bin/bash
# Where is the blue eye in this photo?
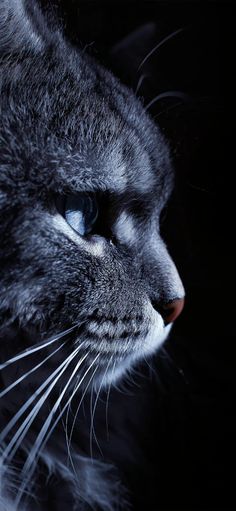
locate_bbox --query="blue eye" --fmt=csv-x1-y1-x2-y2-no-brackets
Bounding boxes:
64,194,98,236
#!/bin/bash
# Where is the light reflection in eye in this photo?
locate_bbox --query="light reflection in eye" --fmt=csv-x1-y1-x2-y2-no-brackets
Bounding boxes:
64,193,98,236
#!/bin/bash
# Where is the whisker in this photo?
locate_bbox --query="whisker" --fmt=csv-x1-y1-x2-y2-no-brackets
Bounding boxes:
14,355,100,507
105,360,116,441
138,27,184,70
19,352,89,472
66,363,99,474
64,366,87,443
154,100,183,119
145,91,190,111
135,73,148,95
62,375,79,448
143,353,155,380
0,323,81,370
42,354,100,454
0,340,67,399
89,379,95,457
0,342,86,461
90,356,113,459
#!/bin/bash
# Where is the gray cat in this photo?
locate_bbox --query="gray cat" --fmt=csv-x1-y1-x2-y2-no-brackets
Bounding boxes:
0,1,185,510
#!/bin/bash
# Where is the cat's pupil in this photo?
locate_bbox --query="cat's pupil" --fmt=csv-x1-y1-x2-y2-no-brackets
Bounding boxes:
63,193,98,236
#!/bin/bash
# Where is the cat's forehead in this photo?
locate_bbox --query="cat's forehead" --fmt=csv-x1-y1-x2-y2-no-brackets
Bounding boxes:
0,50,173,207
51,72,172,199
53,137,171,207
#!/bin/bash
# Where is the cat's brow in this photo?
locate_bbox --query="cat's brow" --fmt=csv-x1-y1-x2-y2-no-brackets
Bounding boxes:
109,191,157,214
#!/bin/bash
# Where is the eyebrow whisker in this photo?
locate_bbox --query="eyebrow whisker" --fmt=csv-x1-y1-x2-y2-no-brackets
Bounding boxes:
145,91,190,111
138,27,184,71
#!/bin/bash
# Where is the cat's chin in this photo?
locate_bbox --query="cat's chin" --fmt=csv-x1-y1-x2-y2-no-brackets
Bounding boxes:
95,318,172,388
141,316,172,356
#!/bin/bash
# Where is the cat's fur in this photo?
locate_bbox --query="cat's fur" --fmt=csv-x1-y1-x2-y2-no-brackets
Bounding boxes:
0,1,185,509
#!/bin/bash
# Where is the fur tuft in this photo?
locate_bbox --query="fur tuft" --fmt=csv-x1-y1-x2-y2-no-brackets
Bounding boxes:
0,0,44,56
0,444,128,511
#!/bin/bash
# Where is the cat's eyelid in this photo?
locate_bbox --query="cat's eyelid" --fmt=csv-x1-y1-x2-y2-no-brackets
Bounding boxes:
52,214,105,257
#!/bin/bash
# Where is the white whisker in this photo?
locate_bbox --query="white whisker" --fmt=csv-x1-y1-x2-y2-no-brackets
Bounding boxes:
105,360,116,441
0,323,81,370
66,364,99,474
143,353,155,379
0,341,67,399
154,100,183,119
14,355,100,507
138,27,184,70
135,73,148,95
19,352,89,471
90,356,113,459
89,378,95,457
145,91,190,111
0,342,86,462
41,354,100,453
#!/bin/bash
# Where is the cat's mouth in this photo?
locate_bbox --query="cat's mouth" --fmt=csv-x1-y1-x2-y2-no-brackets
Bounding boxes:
84,302,170,353
78,302,171,384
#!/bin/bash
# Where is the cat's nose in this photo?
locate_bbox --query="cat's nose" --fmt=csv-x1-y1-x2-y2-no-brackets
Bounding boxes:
162,298,185,324
152,297,185,324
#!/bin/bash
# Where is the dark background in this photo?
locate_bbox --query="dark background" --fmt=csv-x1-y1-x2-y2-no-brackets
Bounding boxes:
42,1,234,510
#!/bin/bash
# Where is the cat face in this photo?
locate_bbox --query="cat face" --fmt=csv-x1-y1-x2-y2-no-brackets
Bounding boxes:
0,0,184,384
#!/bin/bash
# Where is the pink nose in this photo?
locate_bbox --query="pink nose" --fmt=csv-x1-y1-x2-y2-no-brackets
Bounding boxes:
162,297,185,324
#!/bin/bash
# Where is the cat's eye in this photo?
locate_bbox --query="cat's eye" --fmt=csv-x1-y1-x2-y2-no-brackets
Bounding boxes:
62,193,98,236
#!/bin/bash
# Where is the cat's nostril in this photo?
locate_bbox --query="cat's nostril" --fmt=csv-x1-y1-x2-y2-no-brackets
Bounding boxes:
162,298,185,324
152,297,185,324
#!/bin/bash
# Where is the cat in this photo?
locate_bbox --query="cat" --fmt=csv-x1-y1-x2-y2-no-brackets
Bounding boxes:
0,1,185,510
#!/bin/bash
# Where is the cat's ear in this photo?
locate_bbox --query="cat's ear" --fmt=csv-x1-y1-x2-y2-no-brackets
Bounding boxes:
0,0,48,57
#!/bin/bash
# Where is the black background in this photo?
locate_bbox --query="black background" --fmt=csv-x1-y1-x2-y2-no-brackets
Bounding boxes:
42,2,235,510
